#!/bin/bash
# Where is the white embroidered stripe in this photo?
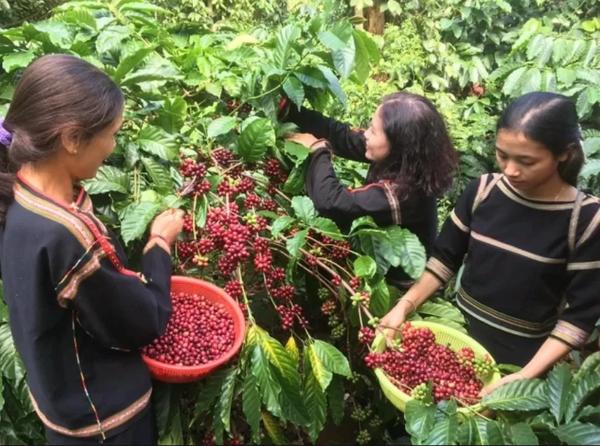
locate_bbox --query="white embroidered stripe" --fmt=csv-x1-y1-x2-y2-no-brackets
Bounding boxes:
470,231,566,264
497,181,578,211
456,299,552,338
382,183,401,225
426,257,454,282
57,250,105,306
450,210,469,233
566,260,600,271
29,388,152,437
551,320,588,346
577,207,600,248
15,188,95,247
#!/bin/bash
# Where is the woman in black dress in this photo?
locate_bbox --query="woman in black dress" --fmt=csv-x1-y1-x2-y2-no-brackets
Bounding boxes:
381,92,600,395
0,54,184,444
281,93,459,287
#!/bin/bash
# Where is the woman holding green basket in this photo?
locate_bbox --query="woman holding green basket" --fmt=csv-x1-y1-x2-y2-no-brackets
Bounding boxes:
381,92,600,396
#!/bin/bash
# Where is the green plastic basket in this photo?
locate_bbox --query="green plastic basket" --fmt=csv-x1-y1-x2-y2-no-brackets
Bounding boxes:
371,320,502,414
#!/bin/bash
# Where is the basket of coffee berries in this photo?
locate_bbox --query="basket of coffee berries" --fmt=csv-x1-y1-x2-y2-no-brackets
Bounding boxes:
366,321,501,413
141,276,246,383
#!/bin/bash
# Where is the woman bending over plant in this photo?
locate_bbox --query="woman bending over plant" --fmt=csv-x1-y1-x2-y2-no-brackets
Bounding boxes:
281,92,459,288
381,92,600,395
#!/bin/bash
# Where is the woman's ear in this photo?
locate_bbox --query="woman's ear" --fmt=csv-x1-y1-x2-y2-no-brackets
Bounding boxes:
59,127,82,155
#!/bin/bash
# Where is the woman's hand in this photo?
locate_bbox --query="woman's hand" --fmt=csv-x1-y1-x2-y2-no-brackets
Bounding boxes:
149,208,185,246
286,132,324,150
379,299,414,339
479,372,526,398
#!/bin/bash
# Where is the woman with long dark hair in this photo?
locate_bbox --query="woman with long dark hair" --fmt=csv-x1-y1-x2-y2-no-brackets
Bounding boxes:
281,92,459,287
0,54,183,444
381,92,600,394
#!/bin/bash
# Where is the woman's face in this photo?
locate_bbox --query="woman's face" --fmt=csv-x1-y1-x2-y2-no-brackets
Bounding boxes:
72,113,123,180
364,106,391,162
495,129,567,193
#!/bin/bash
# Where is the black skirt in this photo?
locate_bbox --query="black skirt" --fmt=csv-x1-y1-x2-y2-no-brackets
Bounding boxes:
464,313,545,368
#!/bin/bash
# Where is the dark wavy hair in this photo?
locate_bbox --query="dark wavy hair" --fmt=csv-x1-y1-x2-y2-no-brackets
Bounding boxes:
0,54,123,225
497,92,584,186
370,92,458,200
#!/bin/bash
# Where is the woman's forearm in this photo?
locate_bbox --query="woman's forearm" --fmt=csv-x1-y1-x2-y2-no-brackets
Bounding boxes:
520,337,571,378
397,270,443,310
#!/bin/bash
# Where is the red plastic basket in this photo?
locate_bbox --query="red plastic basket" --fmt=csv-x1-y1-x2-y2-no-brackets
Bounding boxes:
141,276,246,383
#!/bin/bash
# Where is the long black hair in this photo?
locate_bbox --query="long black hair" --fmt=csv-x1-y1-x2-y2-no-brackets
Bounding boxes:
497,92,584,186
0,54,124,225
370,92,458,200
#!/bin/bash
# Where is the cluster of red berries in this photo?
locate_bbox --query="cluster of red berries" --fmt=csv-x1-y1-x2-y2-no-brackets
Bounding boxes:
364,323,485,403
276,304,308,331
142,292,235,366
358,327,375,345
263,158,288,185
179,158,211,196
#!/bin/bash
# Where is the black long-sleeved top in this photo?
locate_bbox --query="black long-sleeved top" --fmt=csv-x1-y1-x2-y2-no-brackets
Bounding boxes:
0,175,172,440
287,106,438,284
426,173,600,349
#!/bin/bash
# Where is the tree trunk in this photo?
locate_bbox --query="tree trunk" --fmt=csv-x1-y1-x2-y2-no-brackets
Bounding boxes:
365,0,385,35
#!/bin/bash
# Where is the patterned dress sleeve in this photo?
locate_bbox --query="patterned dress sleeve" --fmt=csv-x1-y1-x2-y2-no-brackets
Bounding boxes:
425,175,482,283
551,208,600,348
306,147,401,227
50,230,172,351
286,106,368,162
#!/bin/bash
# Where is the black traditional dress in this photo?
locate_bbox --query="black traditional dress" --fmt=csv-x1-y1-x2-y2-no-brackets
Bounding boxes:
0,174,172,443
286,106,438,286
426,173,600,366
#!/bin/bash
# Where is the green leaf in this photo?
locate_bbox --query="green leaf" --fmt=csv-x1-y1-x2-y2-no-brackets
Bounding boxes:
137,126,178,161
153,383,183,445
296,66,328,89
120,201,161,245
282,161,307,195
207,116,238,139
282,141,310,164
311,340,351,378
425,400,458,445
113,47,155,83
217,367,237,433
304,355,328,442
510,423,539,445
565,370,600,422
352,29,371,83
271,216,295,238
331,36,356,79
482,379,549,411
0,324,25,381
502,66,528,97
261,411,288,445
417,300,465,324
274,24,301,69
291,196,317,223
354,255,377,279
486,420,507,445
318,65,346,107
388,227,427,279
251,344,282,418
141,158,172,193
369,279,391,316
96,25,130,54
238,118,275,163
192,369,228,418
307,343,333,391
242,368,261,439
555,422,600,445
327,375,345,425
456,416,488,445
312,217,343,240
285,336,300,365
286,228,307,258
83,166,129,195
282,76,305,109
574,352,600,381
405,400,437,444
156,97,187,133
547,362,572,424
1,51,36,73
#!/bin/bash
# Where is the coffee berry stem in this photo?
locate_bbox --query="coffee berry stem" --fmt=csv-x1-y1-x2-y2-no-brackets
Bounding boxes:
235,267,255,323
